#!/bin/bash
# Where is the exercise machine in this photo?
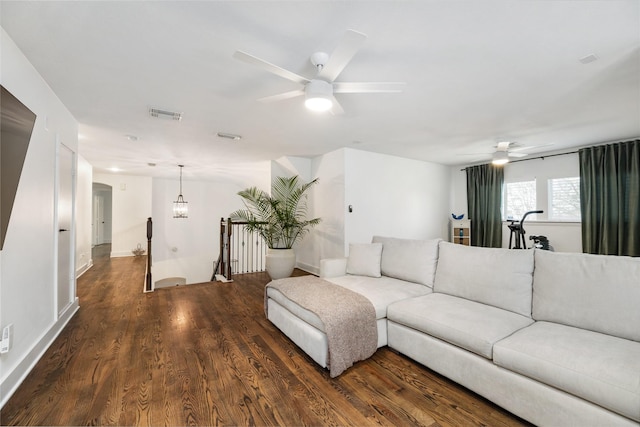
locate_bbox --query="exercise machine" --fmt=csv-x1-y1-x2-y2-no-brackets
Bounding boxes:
530,234,551,250
508,210,543,249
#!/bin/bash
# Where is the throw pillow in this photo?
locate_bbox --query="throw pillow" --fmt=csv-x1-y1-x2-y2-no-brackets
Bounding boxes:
346,243,383,278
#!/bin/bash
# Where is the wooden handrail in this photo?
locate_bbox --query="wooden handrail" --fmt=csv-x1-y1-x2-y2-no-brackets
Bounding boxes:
145,217,152,292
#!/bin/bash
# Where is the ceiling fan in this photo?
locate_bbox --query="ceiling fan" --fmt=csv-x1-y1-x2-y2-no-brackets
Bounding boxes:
461,141,554,165
233,29,405,114
491,141,529,165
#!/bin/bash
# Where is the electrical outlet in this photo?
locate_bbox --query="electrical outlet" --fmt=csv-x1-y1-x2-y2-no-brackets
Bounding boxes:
1,324,14,353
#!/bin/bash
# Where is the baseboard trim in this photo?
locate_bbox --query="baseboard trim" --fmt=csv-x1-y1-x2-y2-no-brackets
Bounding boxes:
295,262,319,276
110,251,133,258
0,298,79,408
75,259,93,278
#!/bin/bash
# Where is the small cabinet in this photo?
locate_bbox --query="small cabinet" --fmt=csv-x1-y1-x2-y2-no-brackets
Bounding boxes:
451,219,471,246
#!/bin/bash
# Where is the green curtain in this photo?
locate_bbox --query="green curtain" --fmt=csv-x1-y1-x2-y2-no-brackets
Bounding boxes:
466,164,504,247
579,140,640,256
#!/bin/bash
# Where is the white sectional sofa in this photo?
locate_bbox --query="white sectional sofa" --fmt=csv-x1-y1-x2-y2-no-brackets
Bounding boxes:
266,236,439,368
265,237,640,426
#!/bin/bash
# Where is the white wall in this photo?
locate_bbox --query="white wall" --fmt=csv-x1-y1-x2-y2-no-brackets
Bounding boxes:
272,156,313,182
306,150,346,272
344,149,451,249
450,166,468,219
76,156,93,276
151,164,270,285
0,28,79,407
302,148,451,274
271,157,318,272
451,152,582,253
93,173,152,257
250,155,361,276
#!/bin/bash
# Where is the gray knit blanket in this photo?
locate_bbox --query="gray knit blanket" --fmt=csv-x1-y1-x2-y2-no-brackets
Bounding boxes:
265,276,378,378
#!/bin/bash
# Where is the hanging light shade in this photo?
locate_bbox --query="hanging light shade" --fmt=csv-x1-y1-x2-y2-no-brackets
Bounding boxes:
173,165,188,218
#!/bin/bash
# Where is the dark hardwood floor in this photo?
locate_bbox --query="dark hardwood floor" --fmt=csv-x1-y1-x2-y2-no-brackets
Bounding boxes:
0,247,529,426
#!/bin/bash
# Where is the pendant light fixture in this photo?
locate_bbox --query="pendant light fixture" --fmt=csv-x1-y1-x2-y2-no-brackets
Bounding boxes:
173,165,188,218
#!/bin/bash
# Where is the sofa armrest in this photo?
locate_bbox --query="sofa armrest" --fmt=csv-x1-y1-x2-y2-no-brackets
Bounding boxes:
320,258,348,278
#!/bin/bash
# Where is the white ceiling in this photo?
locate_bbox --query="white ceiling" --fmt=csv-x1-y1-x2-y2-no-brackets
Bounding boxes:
2,1,639,180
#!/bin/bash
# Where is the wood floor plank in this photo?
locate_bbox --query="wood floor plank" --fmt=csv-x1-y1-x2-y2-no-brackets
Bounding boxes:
0,246,531,426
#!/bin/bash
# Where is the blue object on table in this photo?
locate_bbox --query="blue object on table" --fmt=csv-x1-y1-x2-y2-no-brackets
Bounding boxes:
451,213,464,220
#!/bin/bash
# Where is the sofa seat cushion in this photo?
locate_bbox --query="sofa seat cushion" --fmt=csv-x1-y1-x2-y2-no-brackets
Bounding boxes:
493,321,640,422
387,293,534,359
327,275,432,318
267,275,431,332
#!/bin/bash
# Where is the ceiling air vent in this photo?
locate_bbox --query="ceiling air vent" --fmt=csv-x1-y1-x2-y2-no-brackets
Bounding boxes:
149,107,182,121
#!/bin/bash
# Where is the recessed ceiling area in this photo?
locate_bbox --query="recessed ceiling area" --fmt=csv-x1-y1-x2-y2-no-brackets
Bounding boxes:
1,1,638,179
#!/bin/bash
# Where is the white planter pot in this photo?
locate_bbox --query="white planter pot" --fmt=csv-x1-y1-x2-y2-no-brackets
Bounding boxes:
266,248,296,280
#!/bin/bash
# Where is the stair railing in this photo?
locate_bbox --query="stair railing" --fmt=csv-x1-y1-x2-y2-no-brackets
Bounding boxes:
213,218,266,282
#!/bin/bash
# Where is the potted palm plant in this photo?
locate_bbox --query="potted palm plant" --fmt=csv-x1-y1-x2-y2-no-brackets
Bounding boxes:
230,175,321,279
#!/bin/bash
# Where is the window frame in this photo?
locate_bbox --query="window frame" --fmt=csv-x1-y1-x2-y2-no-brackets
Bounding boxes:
547,176,581,222
500,152,582,224
503,179,538,221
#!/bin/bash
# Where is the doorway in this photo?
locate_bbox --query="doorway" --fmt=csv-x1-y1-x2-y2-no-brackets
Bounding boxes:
92,183,112,248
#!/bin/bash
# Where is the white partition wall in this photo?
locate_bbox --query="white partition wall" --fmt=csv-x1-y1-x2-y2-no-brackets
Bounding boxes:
278,148,453,274
0,27,79,407
344,149,451,249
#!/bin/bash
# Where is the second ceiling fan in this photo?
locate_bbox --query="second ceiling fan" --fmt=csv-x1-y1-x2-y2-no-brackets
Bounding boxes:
233,29,405,114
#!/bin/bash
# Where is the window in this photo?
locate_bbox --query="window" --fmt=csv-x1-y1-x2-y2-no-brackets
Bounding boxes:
500,153,582,223
504,180,537,220
548,177,581,221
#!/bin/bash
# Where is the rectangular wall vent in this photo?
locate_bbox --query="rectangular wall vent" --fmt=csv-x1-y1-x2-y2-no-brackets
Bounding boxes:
149,107,182,121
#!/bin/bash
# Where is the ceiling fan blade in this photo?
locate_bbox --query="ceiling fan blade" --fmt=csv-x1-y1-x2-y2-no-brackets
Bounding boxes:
333,82,406,93
510,143,555,153
318,29,367,82
257,89,305,103
233,51,310,85
329,96,344,115
508,152,528,158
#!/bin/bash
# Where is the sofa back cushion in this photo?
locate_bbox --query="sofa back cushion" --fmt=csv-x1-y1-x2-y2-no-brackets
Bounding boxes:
533,250,640,342
371,236,440,287
434,242,535,317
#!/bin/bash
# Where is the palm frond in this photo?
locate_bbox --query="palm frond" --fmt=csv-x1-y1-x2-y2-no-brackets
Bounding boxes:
232,176,321,249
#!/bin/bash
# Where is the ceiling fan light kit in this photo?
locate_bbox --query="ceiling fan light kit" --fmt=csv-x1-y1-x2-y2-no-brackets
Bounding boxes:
492,151,510,165
304,79,333,112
